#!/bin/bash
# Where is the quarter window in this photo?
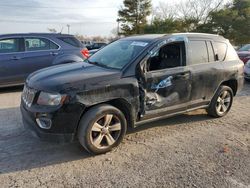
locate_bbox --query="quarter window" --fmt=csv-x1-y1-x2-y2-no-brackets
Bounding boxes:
214,42,227,61
189,41,208,65
0,38,22,53
25,38,59,51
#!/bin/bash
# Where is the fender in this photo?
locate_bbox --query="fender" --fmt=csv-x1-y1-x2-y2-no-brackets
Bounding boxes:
53,54,83,65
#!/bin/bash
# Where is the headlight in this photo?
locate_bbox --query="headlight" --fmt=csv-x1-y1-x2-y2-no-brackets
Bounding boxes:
37,92,65,106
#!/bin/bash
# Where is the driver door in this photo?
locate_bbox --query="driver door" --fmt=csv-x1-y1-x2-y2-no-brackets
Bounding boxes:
139,39,192,119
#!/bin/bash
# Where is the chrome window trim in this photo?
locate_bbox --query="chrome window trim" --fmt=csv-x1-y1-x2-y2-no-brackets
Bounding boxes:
0,36,61,55
24,36,61,52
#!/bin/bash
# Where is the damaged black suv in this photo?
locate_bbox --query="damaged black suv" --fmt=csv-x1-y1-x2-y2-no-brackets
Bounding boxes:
21,33,244,154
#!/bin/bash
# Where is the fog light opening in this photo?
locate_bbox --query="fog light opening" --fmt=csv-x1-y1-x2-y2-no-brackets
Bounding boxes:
36,118,52,129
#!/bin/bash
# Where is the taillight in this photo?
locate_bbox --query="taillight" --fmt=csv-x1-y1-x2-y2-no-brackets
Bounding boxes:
81,48,89,58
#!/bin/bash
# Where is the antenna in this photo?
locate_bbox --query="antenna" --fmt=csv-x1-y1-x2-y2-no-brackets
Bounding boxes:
67,24,70,34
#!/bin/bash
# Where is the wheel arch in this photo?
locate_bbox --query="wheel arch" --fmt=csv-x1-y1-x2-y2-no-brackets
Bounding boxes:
76,98,136,135
220,79,238,96
105,98,136,128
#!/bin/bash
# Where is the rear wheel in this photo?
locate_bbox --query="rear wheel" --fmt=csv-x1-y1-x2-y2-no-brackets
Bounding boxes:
78,104,127,154
207,86,233,118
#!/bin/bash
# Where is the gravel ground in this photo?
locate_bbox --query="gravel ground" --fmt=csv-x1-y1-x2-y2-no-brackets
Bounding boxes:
0,83,249,188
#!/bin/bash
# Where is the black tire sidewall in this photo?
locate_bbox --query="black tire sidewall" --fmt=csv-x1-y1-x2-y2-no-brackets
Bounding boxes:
78,105,127,154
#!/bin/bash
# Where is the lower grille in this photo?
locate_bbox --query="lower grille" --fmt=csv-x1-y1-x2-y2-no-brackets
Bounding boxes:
22,85,36,107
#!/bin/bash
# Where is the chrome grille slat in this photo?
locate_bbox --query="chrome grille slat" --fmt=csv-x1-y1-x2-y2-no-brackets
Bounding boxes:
22,85,36,107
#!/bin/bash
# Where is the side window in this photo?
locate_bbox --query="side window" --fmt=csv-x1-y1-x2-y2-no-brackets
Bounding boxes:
214,42,227,61
58,37,81,47
25,38,59,51
147,42,184,71
0,38,22,53
188,41,208,65
206,41,215,62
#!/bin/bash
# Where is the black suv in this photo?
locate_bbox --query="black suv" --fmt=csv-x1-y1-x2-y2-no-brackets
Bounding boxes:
21,33,244,154
0,33,89,88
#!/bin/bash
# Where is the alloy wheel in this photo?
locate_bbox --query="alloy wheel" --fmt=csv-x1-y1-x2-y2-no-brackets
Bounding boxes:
216,90,232,115
90,114,122,149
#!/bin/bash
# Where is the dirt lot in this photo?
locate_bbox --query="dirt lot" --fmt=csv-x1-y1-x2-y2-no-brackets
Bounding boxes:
0,83,249,188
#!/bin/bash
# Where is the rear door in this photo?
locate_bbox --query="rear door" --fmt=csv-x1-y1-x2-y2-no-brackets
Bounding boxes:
19,37,60,78
0,37,25,86
187,39,225,109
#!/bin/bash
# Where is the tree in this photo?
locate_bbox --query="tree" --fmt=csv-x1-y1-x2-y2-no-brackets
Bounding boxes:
176,0,225,31
145,0,226,33
144,18,183,34
118,0,152,35
197,0,250,44
47,28,57,33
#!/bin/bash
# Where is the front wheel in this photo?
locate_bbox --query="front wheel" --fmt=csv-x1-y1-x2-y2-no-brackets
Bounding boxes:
207,86,233,118
78,104,127,154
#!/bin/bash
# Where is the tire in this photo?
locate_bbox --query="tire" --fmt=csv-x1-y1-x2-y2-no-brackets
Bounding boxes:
77,104,127,154
206,85,233,118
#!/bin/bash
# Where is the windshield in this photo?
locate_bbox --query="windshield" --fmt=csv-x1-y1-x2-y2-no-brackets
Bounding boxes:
238,44,250,51
87,40,149,69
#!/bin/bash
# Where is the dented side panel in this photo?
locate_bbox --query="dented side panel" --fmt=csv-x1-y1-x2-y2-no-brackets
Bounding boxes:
143,67,192,114
75,77,140,120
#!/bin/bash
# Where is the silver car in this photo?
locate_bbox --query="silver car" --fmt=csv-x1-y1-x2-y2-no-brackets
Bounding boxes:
244,60,250,81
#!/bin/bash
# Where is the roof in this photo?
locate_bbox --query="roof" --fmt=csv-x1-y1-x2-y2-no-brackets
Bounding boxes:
121,33,225,42
0,33,73,38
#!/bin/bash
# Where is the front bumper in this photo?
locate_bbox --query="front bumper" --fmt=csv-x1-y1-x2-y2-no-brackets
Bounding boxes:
21,101,85,143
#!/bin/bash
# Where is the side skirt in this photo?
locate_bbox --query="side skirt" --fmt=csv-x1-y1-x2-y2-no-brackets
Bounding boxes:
135,105,209,127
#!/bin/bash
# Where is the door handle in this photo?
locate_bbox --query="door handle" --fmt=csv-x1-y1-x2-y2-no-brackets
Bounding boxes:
11,56,22,60
50,52,59,56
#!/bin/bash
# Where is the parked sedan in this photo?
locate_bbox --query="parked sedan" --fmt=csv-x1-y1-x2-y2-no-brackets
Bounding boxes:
237,44,250,64
0,33,89,88
244,60,250,81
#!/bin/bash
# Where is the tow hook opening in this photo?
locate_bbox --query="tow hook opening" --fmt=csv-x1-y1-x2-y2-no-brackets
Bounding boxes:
36,114,52,129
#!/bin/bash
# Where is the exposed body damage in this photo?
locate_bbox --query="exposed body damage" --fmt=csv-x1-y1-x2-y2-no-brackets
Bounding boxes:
20,33,244,145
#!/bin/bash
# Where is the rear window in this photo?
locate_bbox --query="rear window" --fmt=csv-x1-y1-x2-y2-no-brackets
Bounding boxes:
238,44,250,52
58,37,82,48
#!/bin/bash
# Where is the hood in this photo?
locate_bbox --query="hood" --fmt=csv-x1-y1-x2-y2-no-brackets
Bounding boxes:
26,62,121,93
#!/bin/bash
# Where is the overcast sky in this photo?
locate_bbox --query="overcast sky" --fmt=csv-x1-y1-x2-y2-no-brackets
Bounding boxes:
0,0,171,36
